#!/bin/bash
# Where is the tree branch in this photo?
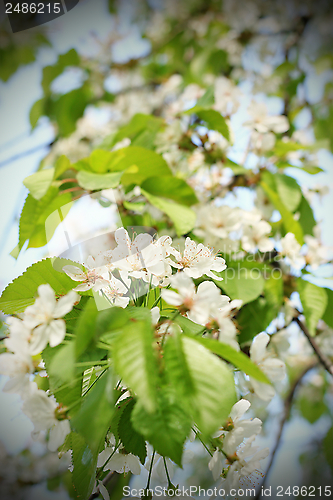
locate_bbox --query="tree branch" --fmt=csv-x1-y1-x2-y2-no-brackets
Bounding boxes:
293,317,333,377
255,361,317,500
88,471,117,500
0,142,52,169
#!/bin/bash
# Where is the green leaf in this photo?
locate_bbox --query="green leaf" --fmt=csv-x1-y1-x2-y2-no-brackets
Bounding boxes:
0,258,78,314
42,49,80,94
300,165,324,175
165,335,236,437
70,432,97,500
141,176,198,206
42,343,83,415
142,189,196,236
74,299,99,358
324,427,333,474
71,371,114,454
164,332,196,399
111,147,172,186
112,113,164,147
323,288,333,328
261,180,304,244
80,146,172,187
131,387,191,467
299,395,327,424
275,173,302,213
118,399,147,464
192,337,271,384
49,342,75,382
196,86,215,108
297,279,328,335
237,272,283,344
30,98,46,129
77,170,123,190
23,168,55,200
173,315,205,336
112,319,159,413
298,196,316,237
195,109,230,141
19,188,72,250
217,268,265,305
54,155,72,179
52,87,91,137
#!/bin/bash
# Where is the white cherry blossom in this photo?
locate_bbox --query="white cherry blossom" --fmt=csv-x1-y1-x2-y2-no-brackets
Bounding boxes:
304,235,329,269
168,237,226,281
102,275,130,308
23,284,79,354
63,257,110,292
161,273,227,325
98,450,141,475
280,232,305,269
249,332,286,401
222,436,269,492
195,205,242,241
222,400,262,455
215,299,242,350
22,389,71,452
244,101,289,134
0,319,35,397
214,76,242,115
242,221,274,253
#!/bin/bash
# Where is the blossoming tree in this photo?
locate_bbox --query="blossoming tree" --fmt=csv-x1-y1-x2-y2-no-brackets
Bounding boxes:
1,0,333,498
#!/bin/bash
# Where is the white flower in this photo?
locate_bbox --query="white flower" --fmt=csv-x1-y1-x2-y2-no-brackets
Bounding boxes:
251,130,276,153
63,257,110,292
208,450,224,481
280,232,305,269
242,221,273,253
102,275,130,308
22,389,70,451
195,205,241,241
222,400,262,455
304,235,329,269
215,299,242,351
244,101,289,134
214,76,242,115
168,237,226,281
223,436,269,492
249,332,286,401
0,324,34,397
23,284,79,354
204,131,229,151
100,451,141,475
161,273,226,325
255,187,274,219
188,149,205,171
108,229,170,284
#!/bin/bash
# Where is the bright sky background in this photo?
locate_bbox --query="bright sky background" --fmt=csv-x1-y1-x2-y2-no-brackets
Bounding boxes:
0,0,332,495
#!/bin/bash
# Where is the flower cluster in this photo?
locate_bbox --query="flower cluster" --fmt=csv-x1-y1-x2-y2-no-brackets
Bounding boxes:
0,285,78,450
208,400,268,492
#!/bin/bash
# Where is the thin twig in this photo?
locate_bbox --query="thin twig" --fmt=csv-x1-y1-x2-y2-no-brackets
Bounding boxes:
255,361,317,499
88,471,117,500
0,142,52,168
293,317,333,377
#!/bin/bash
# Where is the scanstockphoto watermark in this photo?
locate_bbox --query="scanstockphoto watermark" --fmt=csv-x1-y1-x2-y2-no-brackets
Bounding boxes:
123,485,256,497
1,0,80,32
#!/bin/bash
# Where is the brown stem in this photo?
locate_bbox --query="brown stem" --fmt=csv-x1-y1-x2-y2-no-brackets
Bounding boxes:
88,471,117,500
255,361,317,500
58,178,78,185
293,317,333,377
61,186,84,194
